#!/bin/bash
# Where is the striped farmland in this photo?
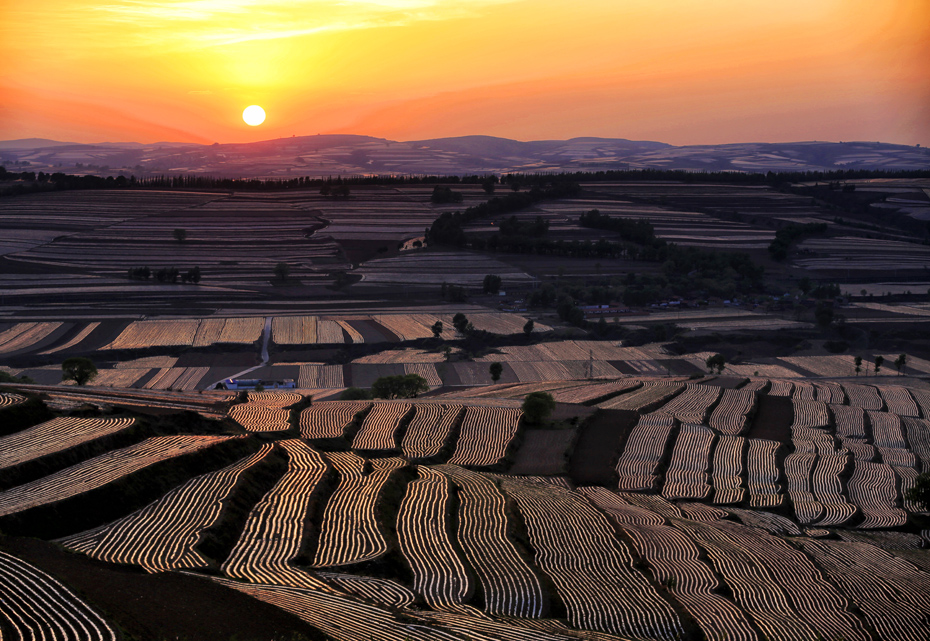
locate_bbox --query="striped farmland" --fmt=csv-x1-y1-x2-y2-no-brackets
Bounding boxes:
616,413,678,491
0,417,135,470
448,406,522,467
401,404,463,460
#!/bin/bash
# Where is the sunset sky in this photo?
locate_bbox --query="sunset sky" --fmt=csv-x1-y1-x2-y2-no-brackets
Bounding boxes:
2,0,928,145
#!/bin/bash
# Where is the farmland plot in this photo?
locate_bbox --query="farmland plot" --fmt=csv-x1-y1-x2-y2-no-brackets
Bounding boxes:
103,319,199,349
655,383,721,424
868,411,917,468
397,466,473,608
795,538,930,641
0,392,27,409
401,404,463,460
711,435,746,504
229,404,291,433
0,417,135,470
586,511,760,641
877,386,920,417
39,322,101,355
662,424,716,500
902,417,930,473
272,316,319,345
297,364,344,388
848,460,907,528
0,550,117,641
813,382,846,404
708,389,756,435
222,440,332,591
448,406,522,467
312,453,406,567
747,439,783,508
598,381,683,411
315,572,416,609
844,384,885,410
0,435,239,517
60,445,273,572
436,464,545,618
677,519,871,641
404,362,442,386
498,476,684,640
299,401,371,439
0,322,63,354
549,378,642,404
351,401,412,451
616,413,678,491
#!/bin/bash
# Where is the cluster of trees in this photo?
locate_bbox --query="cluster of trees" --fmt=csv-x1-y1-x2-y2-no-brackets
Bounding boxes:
499,215,549,237
578,209,660,245
127,266,201,284
440,282,468,302
852,354,908,376
426,179,581,247
482,274,502,294
768,222,828,260
319,182,351,197
340,373,429,400
430,186,463,204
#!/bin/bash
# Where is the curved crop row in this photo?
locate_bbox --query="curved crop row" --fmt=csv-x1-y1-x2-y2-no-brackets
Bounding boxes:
229,405,291,432
848,460,907,528
437,464,545,618
867,410,916,468
0,550,117,641
902,417,930,473
498,476,684,640
711,434,746,504
316,571,416,609
877,386,920,417
813,382,846,404
299,401,371,439
551,378,642,404
796,538,930,641
0,392,27,408
616,413,677,491
656,383,721,425
578,486,665,526
448,406,522,468
60,444,273,572
676,519,870,641
791,400,831,430
397,466,473,608
844,384,884,410
39,322,100,355
662,423,716,500
747,438,783,508
791,381,816,400
0,416,135,470
401,404,463,460
352,402,412,451
618,521,760,641
708,389,756,435
222,440,332,591
312,453,405,567
0,435,238,517
767,380,794,396
599,381,683,411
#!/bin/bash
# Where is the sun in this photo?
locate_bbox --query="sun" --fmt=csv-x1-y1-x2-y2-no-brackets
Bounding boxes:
242,105,266,126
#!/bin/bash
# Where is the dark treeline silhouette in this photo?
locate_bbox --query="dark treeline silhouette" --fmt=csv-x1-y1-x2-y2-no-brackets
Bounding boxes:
4,164,928,198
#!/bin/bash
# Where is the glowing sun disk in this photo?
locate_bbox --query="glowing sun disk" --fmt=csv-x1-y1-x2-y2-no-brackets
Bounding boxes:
243,105,266,126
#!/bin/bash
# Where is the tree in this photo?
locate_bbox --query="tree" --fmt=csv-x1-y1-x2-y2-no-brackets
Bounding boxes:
62,357,97,386
483,274,502,294
185,266,201,284
489,362,503,382
894,353,907,376
798,276,812,296
905,472,930,510
854,356,862,377
523,319,534,336
274,262,290,281
814,302,834,329
481,177,496,194
340,387,372,400
522,391,556,425
874,355,884,374
706,353,726,374
371,374,429,399
431,320,443,339
173,228,187,243
452,313,469,334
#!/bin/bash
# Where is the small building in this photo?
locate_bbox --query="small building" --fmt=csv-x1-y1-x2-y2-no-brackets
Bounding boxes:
222,378,296,390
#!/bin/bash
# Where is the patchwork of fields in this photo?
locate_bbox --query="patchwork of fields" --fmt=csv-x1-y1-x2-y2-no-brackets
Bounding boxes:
1,375,929,640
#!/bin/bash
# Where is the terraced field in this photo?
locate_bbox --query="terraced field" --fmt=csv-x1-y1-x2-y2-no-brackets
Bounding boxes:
1,378,929,640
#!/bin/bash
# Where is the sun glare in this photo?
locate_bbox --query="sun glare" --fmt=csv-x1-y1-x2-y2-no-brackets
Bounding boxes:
242,105,266,126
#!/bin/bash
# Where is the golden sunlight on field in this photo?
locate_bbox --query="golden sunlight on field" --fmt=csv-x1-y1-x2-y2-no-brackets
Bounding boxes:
1,0,927,144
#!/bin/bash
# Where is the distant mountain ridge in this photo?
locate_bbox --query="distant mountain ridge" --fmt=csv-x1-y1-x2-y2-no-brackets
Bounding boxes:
1,134,926,178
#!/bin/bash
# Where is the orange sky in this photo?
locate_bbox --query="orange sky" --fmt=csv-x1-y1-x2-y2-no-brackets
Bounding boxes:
1,0,927,145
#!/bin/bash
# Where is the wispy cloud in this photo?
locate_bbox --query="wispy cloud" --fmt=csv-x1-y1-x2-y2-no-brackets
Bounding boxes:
84,0,515,48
